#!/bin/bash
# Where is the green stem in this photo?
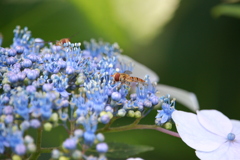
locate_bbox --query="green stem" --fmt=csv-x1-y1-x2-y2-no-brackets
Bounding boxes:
97,124,180,138
28,127,43,160
69,120,75,136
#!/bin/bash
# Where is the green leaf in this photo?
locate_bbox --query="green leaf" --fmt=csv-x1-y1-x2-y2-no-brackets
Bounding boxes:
106,142,154,158
212,4,240,19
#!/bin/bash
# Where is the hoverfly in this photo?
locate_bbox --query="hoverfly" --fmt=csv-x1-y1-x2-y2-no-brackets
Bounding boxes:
35,31,80,46
111,70,145,84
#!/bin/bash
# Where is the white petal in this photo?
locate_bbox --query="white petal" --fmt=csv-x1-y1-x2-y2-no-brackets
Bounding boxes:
156,84,199,111
118,55,159,82
172,110,224,152
197,110,232,137
196,141,240,160
231,119,240,138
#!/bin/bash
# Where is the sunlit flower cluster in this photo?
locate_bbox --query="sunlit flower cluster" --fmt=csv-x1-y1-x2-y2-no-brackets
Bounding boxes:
0,26,174,159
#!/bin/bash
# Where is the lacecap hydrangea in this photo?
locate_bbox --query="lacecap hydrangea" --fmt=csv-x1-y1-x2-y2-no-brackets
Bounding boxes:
0,26,175,159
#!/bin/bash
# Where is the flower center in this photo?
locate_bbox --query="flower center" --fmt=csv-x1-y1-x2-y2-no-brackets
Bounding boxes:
227,133,235,141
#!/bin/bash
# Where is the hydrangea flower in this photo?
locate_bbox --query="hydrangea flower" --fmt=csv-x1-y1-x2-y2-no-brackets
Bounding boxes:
172,110,240,160
0,26,200,159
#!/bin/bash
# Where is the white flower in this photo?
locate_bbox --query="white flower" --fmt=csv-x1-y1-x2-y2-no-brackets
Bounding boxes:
126,158,144,160
120,55,199,111
172,110,240,160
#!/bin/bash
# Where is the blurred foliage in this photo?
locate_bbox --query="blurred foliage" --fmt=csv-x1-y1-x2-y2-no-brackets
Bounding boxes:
1,0,240,160
212,3,240,18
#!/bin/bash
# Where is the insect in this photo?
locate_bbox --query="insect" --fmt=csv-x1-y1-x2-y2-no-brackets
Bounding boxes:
55,38,71,46
111,70,145,84
35,31,80,46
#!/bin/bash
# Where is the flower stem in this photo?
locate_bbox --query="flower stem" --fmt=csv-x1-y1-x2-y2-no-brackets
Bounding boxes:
27,127,43,160
97,124,180,138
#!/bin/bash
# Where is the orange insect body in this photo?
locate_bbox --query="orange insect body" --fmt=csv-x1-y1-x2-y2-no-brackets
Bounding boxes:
111,72,145,84
56,38,71,46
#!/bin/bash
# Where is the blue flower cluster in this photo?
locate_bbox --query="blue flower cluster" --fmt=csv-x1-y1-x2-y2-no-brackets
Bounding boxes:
0,26,172,159
155,94,176,125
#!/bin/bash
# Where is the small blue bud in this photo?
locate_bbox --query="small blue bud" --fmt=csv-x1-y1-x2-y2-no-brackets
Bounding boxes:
2,96,9,104
14,144,26,155
111,92,121,101
20,121,30,131
227,133,235,141
130,93,137,100
51,149,60,159
16,46,24,54
83,131,95,145
30,119,41,128
74,129,83,138
96,143,108,153
96,133,105,142
99,114,110,124
21,59,32,68
58,59,66,68
72,150,82,159
3,84,11,92
143,100,152,108
105,106,113,113
17,72,26,81
27,70,38,80
63,138,77,150
42,83,53,92
7,49,17,56
6,57,17,65
66,66,75,74
5,115,14,124
3,106,13,115
150,95,159,105
26,85,36,93
9,75,19,83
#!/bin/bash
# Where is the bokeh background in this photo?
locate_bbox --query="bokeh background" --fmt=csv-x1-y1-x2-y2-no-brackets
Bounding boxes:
1,0,240,159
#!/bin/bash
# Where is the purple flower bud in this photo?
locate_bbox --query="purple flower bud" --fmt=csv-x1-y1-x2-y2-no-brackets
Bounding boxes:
143,100,152,108
43,53,51,61
105,106,113,113
14,144,26,155
74,129,83,138
13,63,21,69
96,133,105,142
3,84,11,92
27,70,38,80
5,115,14,124
30,119,41,128
3,106,13,115
63,138,77,150
111,92,121,101
100,114,110,124
27,54,38,62
58,59,66,68
130,93,137,100
6,57,17,65
20,121,30,131
26,85,36,93
7,49,17,56
21,59,32,68
42,83,53,92
2,96,9,104
83,131,95,145
150,95,159,105
17,72,26,81
96,143,108,153
66,66,75,74
62,100,69,107
16,45,24,54
8,72,18,83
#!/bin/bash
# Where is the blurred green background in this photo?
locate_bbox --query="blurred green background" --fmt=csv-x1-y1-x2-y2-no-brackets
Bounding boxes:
1,0,240,159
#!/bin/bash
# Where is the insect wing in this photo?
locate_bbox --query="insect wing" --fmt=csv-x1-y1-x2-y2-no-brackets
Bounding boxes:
123,70,132,74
